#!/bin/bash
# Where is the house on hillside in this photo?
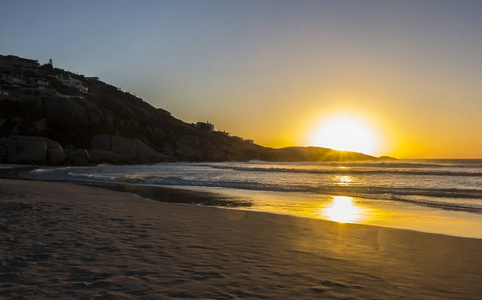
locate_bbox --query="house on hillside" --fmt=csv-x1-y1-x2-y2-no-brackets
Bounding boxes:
194,121,214,131
0,74,50,89
0,74,28,87
0,73,54,99
29,78,50,91
0,55,39,69
51,73,88,93
216,130,231,136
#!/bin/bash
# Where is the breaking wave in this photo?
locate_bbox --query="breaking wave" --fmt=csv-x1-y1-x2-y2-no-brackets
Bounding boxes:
197,164,482,177
27,160,482,214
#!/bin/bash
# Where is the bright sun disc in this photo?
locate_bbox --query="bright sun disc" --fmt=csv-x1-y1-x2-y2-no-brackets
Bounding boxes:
309,115,378,155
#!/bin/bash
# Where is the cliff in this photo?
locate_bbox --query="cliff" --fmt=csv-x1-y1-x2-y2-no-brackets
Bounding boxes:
0,55,382,165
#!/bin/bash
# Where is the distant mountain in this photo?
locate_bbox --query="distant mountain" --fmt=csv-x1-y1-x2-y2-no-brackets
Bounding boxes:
0,54,388,165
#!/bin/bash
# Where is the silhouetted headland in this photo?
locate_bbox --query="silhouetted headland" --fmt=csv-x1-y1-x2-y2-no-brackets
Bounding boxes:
0,54,393,165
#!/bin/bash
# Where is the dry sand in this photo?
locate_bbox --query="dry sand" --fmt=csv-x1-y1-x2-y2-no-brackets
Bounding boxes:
1,178,481,299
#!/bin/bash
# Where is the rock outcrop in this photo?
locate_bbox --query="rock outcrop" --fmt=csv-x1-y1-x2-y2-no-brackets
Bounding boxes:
66,149,89,166
48,149,65,165
0,57,386,165
0,135,64,165
125,138,168,163
5,140,47,164
45,96,90,127
9,135,63,152
89,149,122,164
90,134,167,163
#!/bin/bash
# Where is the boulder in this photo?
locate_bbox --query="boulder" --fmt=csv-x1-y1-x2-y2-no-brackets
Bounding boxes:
88,111,101,125
33,118,48,133
90,134,167,163
63,144,76,154
9,135,63,152
16,119,38,136
5,140,48,164
91,134,111,151
89,149,122,164
103,111,114,126
127,139,167,163
66,149,89,165
0,135,66,165
47,149,65,165
110,136,137,162
174,142,206,160
46,96,89,126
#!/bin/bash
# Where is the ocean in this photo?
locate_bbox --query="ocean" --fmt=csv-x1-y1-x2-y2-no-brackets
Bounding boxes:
28,159,482,238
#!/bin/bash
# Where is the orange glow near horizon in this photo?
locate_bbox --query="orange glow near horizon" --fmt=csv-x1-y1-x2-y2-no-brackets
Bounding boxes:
307,114,381,155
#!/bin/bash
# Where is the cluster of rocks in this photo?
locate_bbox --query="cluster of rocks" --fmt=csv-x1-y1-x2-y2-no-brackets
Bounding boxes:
89,134,167,164
0,136,64,165
0,134,168,166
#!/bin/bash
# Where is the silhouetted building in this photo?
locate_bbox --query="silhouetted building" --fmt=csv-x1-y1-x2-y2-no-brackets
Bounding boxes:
0,74,28,87
217,130,231,136
30,78,50,91
195,121,214,131
0,55,39,69
50,73,88,93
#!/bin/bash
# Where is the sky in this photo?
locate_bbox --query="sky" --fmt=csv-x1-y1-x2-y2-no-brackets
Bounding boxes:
1,0,481,158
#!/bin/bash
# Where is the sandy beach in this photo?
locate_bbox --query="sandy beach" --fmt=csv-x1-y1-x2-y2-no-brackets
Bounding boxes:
1,178,481,299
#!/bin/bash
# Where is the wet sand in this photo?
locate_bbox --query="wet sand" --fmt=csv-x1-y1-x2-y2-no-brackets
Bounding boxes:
1,178,481,299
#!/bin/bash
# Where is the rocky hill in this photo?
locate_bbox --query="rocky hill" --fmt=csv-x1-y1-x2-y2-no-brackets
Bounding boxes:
0,55,382,165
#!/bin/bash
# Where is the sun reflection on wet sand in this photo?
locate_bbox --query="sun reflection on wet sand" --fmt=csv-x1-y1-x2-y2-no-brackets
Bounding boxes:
321,196,365,223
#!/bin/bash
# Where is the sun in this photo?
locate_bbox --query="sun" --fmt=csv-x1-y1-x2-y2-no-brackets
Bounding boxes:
309,114,379,155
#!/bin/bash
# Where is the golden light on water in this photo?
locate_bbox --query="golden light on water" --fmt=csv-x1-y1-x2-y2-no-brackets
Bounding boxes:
308,114,380,155
322,196,365,223
334,175,353,185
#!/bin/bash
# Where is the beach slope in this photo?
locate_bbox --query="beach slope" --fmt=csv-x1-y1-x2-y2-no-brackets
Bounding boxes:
1,179,481,299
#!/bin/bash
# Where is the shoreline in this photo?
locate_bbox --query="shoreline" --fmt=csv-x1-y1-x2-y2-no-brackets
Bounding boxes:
1,178,481,298
80,181,482,241
3,164,482,240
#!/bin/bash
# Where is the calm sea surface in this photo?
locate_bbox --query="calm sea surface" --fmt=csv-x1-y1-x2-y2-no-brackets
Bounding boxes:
29,159,482,238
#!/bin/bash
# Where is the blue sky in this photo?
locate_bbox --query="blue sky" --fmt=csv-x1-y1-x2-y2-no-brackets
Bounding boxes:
1,0,481,157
